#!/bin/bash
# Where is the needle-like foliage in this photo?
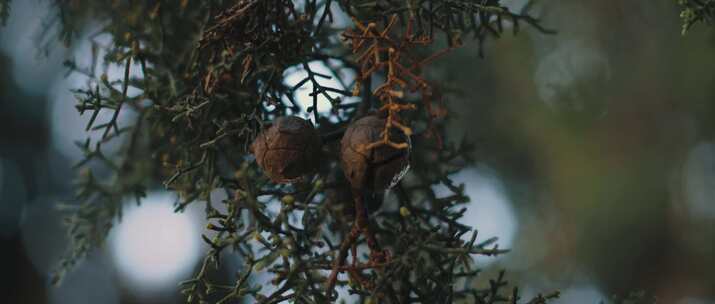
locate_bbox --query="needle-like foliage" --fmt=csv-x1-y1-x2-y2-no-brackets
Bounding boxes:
678,0,715,34
5,0,566,303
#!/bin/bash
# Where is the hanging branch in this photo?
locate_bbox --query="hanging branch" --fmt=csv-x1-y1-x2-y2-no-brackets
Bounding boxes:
3,0,562,302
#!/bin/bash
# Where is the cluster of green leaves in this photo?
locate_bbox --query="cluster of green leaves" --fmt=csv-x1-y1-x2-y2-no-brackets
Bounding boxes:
678,0,715,34
9,0,560,303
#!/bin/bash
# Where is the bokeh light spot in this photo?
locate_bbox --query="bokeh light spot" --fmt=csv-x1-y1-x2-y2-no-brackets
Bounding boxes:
683,142,715,219
282,60,356,123
0,0,66,95
48,32,141,162
109,192,202,295
534,39,610,109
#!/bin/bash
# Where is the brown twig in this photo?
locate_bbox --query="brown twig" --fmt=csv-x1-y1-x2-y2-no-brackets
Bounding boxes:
325,189,388,299
325,221,361,298
343,14,455,153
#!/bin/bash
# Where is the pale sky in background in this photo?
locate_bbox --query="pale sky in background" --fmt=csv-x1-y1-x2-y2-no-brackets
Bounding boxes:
434,166,518,266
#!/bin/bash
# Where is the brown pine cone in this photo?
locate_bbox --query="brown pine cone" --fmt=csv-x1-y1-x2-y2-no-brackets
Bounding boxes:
251,116,321,183
340,115,411,192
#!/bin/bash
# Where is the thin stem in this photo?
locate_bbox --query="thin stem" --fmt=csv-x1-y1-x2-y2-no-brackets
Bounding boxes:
102,55,131,139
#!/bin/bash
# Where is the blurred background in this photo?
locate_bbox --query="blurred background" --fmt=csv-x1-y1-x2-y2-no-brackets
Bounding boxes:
1,0,714,303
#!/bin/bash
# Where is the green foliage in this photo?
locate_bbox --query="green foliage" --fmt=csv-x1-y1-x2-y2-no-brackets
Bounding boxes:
11,0,566,303
678,0,715,34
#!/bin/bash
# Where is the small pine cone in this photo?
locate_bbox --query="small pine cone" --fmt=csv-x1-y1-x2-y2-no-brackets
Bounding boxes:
340,115,411,192
251,116,321,183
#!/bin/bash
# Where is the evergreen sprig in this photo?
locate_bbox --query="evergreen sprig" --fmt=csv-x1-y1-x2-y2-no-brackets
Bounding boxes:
678,0,715,34
11,0,561,303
